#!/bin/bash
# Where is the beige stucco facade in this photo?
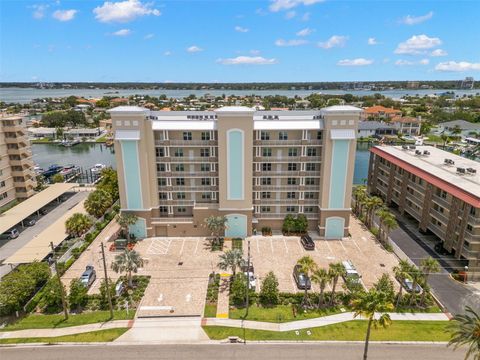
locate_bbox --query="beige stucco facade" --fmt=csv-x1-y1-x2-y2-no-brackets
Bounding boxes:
110,105,361,239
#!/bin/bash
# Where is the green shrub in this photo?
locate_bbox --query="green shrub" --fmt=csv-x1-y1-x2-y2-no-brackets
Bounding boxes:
261,226,272,235
69,279,88,311
232,238,243,251
259,271,279,307
38,276,65,314
230,273,248,307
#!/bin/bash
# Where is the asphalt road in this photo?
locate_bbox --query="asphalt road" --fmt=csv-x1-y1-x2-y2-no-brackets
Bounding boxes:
388,213,480,315
0,343,466,360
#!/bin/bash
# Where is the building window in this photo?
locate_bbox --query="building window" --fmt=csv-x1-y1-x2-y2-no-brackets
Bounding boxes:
174,148,183,157
287,178,296,185
201,178,211,186
175,164,184,172
157,164,166,172
201,192,211,200
286,206,296,213
176,178,185,186
467,224,473,232
200,148,210,157
201,163,211,172
158,178,166,186
288,163,297,171
155,148,165,157
262,163,272,171
305,206,315,213
176,192,186,199
305,192,315,199
261,192,271,199
288,148,298,157
317,131,322,140
159,206,168,213
261,206,271,212
262,148,272,157
261,131,270,140
177,207,187,213
183,132,192,140
306,163,316,171
307,148,317,156
159,192,167,200
470,207,476,216
305,178,315,185
287,192,296,199
279,131,288,140
201,132,210,141
261,177,271,185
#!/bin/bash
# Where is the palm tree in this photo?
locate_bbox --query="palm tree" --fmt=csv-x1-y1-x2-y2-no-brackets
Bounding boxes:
65,213,93,238
352,289,394,360
393,260,411,308
85,189,113,218
297,256,318,308
379,211,398,245
111,249,144,287
408,266,423,307
217,249,245,276
311,268,331,309
376,207,389,243
447,306,480,360
353,186,367,217
328,262,346,306
365,196,383,228
116,212,138,237
419,257,440,305
204,215,228,246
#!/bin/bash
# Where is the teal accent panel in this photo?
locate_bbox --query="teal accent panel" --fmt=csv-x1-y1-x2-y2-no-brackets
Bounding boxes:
325,217,345,239
228,130,244,200
129,218,147,239
225,214,247,238
120,140,143,209
329,140,350,209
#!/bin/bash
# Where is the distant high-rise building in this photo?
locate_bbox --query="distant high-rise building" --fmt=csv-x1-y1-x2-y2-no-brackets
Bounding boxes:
461,77,475,89
406,81,420,89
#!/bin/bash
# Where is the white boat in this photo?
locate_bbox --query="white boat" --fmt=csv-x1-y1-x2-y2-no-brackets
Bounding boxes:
91,163,106,173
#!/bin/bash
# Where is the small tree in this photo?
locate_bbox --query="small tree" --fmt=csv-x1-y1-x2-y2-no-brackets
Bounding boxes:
259,271,279,307
311,268,332,309
230,273,248,307
217,249,244,276
447,306,480,360
65,213,93,238
419,257,440,305
393,260,411,308
297,256,317,308
116,212,138,237
40,276,65,314
204,215,228,246
51,173,64,183
99,278,116,310
111,249,144,288
69,279,88,311
97,167,119,200
328,262,346,306
282,214,296,234
294,214,308,234
374,273,395,302
85,189,113,218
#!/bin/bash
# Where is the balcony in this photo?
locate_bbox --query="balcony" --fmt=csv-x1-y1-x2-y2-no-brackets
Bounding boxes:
255,213,318,220
170,185,218,191
157,156,218,163
160,200,195,206
168,139,217,146
254,139,302,146
254,156,301,163
170,171,218,177
2,124,25,133
254,171,300,176
253,185,299,191
151,217,194,224
253,199,300,205
9,157,33,167
4,135,29,144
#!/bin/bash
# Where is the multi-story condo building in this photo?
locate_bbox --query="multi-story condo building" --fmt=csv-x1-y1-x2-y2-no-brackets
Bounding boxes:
368,145,480,275
110,106,362,239
0,115,37,207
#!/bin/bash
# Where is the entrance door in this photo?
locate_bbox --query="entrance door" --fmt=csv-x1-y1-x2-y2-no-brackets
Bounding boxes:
225,214,247,238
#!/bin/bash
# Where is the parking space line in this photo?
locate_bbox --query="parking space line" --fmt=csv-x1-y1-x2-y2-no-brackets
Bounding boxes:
283,238,288,254
179,239,185,255
339,240,347,253
270,238,274,254
291,277,297,292
194,238,199,254
297,238,305,253
351,237,363,254
324,239,333,254
256,238,260,254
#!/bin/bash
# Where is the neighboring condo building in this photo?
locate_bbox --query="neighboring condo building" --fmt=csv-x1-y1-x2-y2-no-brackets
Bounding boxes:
368,145,480,275
110,106,362,239
0,115,37,207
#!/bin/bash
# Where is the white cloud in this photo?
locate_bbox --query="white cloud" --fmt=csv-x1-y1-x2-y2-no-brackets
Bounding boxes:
275,38,308,47
187,45,203,53
144,33,154,39
400,11,433,25
31,4,49,19
93,0,160,23
435,61,480,72
235,26,249,33
112,29,131,36
301,12,310,21
217,56,278,65
52,9,77,22
296,28,313,36
317,35,348,49
367,37,377,45
164,51,172,56
250,49,261,55
394,34,442,55
395,58,430,66
430,49,448,57
285,11,296,19
337,58,373,66
269,0,324,12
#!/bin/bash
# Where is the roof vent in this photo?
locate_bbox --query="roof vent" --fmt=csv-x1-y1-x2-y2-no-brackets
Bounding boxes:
444,158,455,166
423,150,430,156
467,168,477,175
457,167,466,175
415,150,422,156
409,145,416,150
402,145,409,150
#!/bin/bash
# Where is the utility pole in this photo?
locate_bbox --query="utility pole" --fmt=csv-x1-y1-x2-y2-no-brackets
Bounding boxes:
101,241,114,319
50,242,68,320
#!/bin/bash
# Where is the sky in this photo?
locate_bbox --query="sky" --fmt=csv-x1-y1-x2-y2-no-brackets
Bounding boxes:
1,0,479,83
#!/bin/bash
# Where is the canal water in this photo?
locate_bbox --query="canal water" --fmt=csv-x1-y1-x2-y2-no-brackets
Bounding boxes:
32,143,371,185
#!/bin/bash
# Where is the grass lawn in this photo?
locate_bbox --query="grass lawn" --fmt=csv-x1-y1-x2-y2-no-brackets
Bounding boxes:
0,328,128,344
31,138,54,144
204,304,218,318
1,310,134,331
229,305,343,323
95,135,108,143
203,320,450,341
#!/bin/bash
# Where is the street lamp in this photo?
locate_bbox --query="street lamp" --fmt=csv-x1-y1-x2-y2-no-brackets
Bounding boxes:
464,266,469,284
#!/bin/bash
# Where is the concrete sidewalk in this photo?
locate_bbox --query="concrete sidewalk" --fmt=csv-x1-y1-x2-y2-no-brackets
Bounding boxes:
204,312,450,332
216,274,231,319
0,320,132,339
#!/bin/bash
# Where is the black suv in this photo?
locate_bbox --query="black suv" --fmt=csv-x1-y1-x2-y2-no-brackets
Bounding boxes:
293,264,311,290
300,234,315,250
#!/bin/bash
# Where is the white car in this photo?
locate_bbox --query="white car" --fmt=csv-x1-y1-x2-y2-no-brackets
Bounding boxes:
244,271,256,290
